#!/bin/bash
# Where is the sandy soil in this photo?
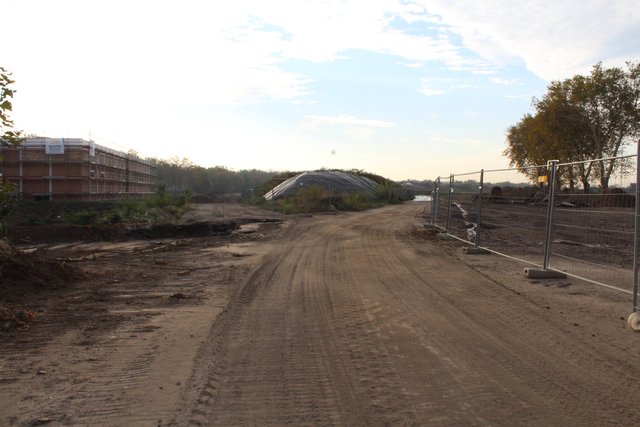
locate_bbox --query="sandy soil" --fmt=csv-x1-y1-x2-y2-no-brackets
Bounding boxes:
2,202,640,426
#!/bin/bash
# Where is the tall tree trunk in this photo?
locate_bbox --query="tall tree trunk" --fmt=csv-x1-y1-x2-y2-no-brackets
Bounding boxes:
568,167,575,191
602,133,626,192
578,164,590,194
598,159,608,192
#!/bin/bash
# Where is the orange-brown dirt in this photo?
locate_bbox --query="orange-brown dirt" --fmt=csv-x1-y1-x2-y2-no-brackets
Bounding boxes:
1,202,640,426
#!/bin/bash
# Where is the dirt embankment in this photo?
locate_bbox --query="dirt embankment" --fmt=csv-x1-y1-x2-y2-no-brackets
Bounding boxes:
1,202,280,333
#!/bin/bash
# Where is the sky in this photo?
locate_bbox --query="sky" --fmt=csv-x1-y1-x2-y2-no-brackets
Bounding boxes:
2,0,639,180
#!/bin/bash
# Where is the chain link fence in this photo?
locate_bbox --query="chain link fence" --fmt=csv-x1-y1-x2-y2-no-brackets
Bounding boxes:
430,154,640,315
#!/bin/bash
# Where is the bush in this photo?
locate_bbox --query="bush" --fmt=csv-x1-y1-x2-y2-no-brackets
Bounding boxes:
61,209,100,225
343,193,381,211
0,181,17,235
48,188,194,226
295,185,328,212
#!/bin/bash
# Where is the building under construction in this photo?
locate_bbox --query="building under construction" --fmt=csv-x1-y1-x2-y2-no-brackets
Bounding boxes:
0,137,156,201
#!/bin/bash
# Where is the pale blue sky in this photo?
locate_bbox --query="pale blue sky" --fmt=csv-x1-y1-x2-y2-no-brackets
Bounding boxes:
3,0,639,180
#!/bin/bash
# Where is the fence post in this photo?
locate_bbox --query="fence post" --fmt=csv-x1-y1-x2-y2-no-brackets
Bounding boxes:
431,177,439,225
475,169,484,247
543,160,559,270
445,174,454,233
633,144,640,312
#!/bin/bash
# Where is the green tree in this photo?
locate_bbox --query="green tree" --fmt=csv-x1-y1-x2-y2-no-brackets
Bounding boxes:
150,157,195,193
1,67,22,146
571,62,640,191
1,67,22,234
504,62,640,192
504,113,556,183
150,156,276,197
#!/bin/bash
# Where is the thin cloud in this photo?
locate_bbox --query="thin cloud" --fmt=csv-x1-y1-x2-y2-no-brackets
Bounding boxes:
418,76,478,96
425,131,488,147
401,62,426,69
414,0,640,80
224,1,487,73
304,115,397,128
504,94,533,99
418,87,446,96
419,77,447,96
463,111,481,119
490,77,521,85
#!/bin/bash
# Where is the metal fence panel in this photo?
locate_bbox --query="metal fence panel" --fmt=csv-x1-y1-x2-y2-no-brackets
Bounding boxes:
431,177,440,226
431,154,640,315
433,176,451,229
446,171,483,244
549,158,636,292
478,165,550,268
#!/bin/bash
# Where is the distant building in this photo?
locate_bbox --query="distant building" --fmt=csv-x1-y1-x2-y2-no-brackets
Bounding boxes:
0,137,156,201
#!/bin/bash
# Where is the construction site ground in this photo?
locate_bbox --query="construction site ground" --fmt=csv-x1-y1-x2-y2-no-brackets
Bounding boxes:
1,202,640,426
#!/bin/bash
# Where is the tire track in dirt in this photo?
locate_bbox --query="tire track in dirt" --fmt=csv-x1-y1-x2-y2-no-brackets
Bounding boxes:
356,207,570,424
176,204,640,426
174,255,297,425
352,204,640,425
174,223,334,425
335,208,548,425
302,222,420,425
177,216,421,425
412,244,640,423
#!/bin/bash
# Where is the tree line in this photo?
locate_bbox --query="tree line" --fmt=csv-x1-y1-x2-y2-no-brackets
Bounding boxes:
148,157,276,198
504,62,640,193
148,161,410,201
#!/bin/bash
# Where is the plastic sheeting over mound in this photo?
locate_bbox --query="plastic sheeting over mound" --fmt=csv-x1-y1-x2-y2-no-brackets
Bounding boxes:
264,171,380,200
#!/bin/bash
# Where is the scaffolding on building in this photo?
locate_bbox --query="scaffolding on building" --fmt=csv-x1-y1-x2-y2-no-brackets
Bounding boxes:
0,137,156,201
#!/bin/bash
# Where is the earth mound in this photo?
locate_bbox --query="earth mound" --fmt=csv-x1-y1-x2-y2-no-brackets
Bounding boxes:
0,239,80,332
264,171,380,200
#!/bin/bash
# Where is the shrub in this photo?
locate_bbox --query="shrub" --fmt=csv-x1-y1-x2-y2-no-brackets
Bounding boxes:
0,181,17,235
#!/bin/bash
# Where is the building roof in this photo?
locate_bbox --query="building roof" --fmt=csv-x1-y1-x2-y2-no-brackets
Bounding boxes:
13,137,154,166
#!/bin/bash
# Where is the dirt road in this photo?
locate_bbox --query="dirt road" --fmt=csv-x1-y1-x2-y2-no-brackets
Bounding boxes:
2,202,640,425
176,203,640,426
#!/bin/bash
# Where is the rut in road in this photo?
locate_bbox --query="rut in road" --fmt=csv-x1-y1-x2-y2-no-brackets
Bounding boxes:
176,204,640,426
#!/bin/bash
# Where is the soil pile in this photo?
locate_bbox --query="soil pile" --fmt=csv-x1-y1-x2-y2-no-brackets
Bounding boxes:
264,171,380,200
0,239,80,332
